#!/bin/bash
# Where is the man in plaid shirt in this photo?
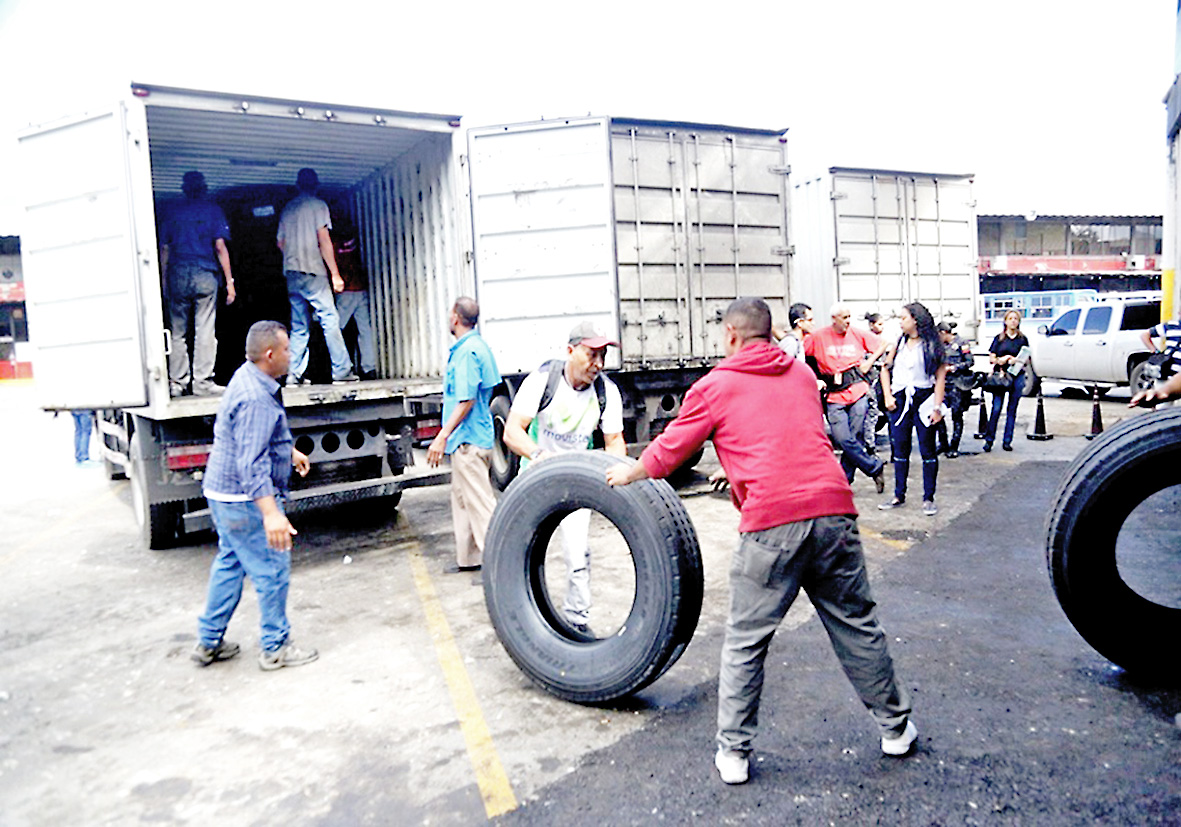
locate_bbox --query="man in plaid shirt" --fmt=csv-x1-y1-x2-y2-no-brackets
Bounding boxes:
193,320,318,671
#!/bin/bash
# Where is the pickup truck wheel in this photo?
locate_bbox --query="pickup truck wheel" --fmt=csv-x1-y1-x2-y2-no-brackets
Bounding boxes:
1021,365,1040,397
483,451,703,703
489,395,519,492
1045,409,1181,681
1129,360,1157,396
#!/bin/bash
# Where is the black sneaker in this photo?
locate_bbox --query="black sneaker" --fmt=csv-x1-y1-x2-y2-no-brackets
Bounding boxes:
192,639,241,666
359,370,378,381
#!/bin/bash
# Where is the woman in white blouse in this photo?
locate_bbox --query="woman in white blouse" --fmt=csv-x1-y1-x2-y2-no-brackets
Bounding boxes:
878,302,947,516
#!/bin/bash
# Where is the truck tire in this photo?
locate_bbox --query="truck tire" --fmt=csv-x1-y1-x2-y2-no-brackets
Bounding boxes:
489,395,520,492
1021,364,1040,397
1128,360,1157,396
1045,409,1181,682
129,437,181,550
483,451,703,703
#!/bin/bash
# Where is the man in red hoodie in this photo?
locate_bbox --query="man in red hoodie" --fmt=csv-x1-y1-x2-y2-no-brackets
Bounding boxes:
606,297,915,785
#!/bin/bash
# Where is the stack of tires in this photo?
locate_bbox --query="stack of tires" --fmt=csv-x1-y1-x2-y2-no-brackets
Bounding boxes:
483,451,704,703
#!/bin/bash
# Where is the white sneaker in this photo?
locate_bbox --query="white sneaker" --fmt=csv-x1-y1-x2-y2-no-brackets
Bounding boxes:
714,748,750,784
881,720,918,756
258,640,319,671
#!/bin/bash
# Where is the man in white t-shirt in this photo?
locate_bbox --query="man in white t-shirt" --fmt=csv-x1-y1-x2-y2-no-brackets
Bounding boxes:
503,321,627,633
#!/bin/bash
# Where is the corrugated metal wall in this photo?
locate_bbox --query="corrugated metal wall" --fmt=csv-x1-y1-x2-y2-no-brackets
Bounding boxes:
611,124,791,367
793,169,979,338
354,134,462,380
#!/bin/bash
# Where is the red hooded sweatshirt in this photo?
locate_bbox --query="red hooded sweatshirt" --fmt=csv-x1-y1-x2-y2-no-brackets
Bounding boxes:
639,340,857,532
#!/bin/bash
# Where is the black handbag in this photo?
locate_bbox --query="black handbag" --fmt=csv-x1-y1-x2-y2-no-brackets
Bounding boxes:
983,368,1014,393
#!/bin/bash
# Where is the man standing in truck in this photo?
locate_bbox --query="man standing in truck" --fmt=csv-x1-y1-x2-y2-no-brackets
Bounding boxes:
277,168,358,385
427,297,502,576
502,322,627,634
605,297,916,785
160,170,235,397
805,303,887,492
193,320,318,671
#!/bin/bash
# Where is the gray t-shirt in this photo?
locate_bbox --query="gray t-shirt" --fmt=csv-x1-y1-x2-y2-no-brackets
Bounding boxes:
277,194,332,276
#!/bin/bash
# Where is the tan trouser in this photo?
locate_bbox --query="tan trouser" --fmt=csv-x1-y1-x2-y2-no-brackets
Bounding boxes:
450,444,496,567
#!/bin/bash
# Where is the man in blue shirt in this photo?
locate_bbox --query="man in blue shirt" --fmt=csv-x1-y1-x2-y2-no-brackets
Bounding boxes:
193,320,318,671
160,171,235,397
427,297,501,574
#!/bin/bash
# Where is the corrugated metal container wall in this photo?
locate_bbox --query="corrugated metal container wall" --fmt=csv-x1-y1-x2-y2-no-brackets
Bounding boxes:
353,133,464,380
793,168,978,337
611,121,792,367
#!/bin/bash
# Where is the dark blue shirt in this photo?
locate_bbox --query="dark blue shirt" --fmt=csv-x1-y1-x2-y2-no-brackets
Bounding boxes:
443,330,501,453
203,361,293,501
161,198,231,272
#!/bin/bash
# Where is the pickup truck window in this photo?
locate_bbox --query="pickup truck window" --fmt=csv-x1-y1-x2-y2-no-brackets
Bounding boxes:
1082,306,1112,335
1120,302,1162,331
1049,308,1081,336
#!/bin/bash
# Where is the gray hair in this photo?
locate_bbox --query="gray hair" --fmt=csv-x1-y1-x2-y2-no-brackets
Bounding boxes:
245,321,288,362
830,302,851,319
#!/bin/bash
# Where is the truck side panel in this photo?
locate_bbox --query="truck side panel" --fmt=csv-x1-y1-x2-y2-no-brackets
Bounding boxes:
468,119,619,374
611,124,791,367
353,131,465,380
18,107,154,409
793,168,979,338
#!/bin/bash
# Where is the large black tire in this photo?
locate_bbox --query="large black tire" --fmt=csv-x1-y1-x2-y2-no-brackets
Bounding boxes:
489,395,519,492
1045,409,1181,682
483,451,703,703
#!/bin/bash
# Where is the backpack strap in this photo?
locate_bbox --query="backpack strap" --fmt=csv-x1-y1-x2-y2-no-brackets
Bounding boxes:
536,360,564,414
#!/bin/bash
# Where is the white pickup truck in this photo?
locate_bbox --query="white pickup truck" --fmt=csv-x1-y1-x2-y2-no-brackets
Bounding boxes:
1026,292,1162,395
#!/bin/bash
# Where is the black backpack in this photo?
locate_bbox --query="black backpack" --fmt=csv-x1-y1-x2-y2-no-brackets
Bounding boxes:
533,360,609,447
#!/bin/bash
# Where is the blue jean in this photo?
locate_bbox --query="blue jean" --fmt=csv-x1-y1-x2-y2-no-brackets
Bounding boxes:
335,289,377,374
198,500,291,653
286,270,354,381
826,395,884,482
716,515,911,754
887,387,938,502
986,374,1026,447
71,411,92,462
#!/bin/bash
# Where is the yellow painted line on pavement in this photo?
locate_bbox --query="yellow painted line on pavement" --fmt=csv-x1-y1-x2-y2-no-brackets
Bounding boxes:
406,541,517,818
0,481,124,567
859,526,913,552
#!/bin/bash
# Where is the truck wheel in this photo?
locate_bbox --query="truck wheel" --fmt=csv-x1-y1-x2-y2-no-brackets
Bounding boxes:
129,441,180,550
489,395,519,491
1045,408,1181,681
483,451,703,703
1129,360,1157,396
1021,365,1040,397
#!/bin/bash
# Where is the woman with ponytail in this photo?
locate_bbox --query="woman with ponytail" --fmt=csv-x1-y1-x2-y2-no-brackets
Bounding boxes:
878,302,947,516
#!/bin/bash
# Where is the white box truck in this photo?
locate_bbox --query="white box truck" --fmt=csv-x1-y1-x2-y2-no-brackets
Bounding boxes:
19,84,792,547
791,167,979,338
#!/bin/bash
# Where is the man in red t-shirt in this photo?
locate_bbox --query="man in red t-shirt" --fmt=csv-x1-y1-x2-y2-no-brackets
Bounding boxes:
805,304,887,490
606,297,916,785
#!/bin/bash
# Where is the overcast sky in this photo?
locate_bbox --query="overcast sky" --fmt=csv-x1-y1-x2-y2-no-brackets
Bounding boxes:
0,0,1175,234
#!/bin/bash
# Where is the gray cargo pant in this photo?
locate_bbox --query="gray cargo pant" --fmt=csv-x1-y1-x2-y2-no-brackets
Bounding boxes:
717,514,911,754
167,263,219,391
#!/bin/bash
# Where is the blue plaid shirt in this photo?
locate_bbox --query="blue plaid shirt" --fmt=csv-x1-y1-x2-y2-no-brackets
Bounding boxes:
203,361,294,501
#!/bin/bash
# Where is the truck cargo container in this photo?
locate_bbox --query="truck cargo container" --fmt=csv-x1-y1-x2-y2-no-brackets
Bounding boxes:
791,167,979,339
18,84,792,546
